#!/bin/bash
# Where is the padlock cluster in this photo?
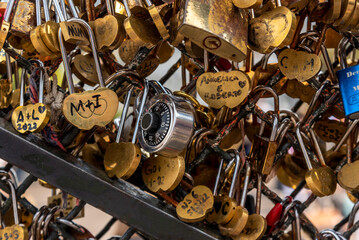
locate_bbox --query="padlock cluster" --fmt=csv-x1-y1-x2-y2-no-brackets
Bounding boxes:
0,0,358,239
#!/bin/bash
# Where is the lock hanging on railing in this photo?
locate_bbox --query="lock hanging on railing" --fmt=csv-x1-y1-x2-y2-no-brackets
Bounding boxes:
337,37,359,119
138,80,195,157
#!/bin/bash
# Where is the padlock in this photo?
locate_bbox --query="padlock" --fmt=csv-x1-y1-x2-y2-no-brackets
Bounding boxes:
337,128,359,192
11,61,50,133
58,18,119,130
104,83,149,179
177,0,248,62
123,0,161,48
9,0,36,37
30,0,55,57
176,185,214,223
0,0,17,49
250,86,280,179
91,0,126,51
143,0,169,40
53,0,90,46
217,156,250,237
252,50,286,97
0,174,28,240
337,38,359,119
235,173,267,239
248,0,297,53
138,80,195,157
296,123,337,197
207,150,242,226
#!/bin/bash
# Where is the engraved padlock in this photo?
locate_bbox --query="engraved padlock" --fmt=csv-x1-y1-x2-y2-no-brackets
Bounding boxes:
138,80,195,157
177,0,248,62
337,38,359,119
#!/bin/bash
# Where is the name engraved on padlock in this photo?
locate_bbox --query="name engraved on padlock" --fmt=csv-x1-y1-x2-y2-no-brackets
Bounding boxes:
59,22,90,45
11,103,49,133
197,71,250,109
313,120,346,143
337,64,359,119
62,88,118,130
142,155,185,192
176,186,214,222
278,49,321,81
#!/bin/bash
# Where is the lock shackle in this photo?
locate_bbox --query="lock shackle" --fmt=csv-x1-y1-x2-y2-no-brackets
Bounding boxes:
5,179,19,224
275,117,292,146
173,91,203,110
30,206,49,239
43,0,50,21
298,31,320,53
35,0,42,26
116,86,134,143
5,52,12,85
348,200,359,229
338,38,350,69
319,229,346,240
67,0,79,18
308,128,326,167
301,80,330,125
29,59,45,104
240,161,251,207
227,150,241,199
53,0,67,21
104,70,142,87
260,48,278,70
3,0,16,22
19,68,27,107
58,18,104,93
295,123,313,170
213,149,241,199
333,119,359,152
148,80,171,95
252,86,280,116
123,0,132,17
116,81,149,143
106,0,115,15
43,206,63,238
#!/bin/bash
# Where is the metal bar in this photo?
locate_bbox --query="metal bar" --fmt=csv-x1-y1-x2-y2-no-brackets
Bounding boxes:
0,119,225,240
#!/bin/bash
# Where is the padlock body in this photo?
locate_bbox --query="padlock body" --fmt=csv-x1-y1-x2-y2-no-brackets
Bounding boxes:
177,0,247,62
337,64,359,119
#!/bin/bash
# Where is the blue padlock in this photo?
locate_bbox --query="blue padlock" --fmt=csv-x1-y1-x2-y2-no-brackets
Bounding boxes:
337,38,359,119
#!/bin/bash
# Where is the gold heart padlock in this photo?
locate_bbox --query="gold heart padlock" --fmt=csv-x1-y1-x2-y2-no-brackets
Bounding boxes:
59,19,119,130
11,62,50,134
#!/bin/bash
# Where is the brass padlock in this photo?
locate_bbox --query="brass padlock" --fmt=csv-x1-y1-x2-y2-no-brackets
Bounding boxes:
177,0,248,62
10,0,36,37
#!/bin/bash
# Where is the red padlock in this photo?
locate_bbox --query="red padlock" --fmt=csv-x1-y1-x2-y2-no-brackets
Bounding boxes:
265,196,293,234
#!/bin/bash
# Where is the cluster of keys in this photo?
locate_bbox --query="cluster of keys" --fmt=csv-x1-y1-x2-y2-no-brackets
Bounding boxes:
0,0,359,238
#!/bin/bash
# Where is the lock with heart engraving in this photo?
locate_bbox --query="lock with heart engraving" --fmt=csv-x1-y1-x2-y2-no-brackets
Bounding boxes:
138,80,195,158
11,61,50,134
59,18,119,130
337,38,359,119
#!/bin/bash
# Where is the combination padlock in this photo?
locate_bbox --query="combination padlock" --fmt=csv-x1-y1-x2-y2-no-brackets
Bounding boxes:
337,37,359,119
138,80,195,157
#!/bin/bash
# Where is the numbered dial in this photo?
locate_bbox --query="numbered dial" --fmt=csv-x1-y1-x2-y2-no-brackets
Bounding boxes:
141,102,171,146
138,94,195,157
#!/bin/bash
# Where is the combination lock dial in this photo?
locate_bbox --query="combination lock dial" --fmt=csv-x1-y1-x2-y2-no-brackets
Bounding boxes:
139,93,195,157
141,102,171,146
